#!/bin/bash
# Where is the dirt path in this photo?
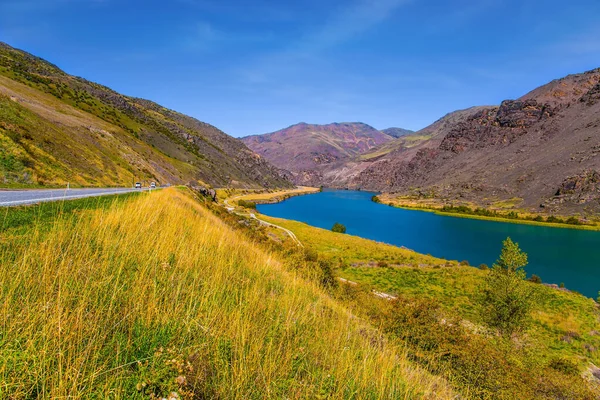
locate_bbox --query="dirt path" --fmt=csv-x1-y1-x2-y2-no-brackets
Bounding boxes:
223,194,303,247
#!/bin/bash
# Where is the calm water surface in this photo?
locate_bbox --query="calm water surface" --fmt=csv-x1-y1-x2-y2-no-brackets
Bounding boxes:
258,190,600,298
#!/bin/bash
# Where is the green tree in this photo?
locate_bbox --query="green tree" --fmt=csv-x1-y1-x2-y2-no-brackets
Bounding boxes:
331,223,346,233
479,237,537,337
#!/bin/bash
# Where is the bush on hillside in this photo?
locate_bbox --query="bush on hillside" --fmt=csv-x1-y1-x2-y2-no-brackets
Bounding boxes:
382,295,595,399
331,223,346,233
547,358,579,376
318,259,338,289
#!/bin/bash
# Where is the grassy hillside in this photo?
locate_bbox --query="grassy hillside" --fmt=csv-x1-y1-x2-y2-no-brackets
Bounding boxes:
256,212,600,398
0,188,454,399
0,42,291,189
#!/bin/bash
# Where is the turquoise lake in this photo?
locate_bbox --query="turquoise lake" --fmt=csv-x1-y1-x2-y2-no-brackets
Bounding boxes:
257,189,600,298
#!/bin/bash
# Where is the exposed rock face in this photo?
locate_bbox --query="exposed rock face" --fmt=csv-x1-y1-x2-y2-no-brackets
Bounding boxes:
191,185,217,201
549,170,600,206
581,83,600,106
496,99,553,127
439,100,553,154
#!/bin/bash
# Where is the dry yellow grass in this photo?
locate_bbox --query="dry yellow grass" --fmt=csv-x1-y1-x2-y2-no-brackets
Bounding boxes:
219,186,319,205
0,188,454,399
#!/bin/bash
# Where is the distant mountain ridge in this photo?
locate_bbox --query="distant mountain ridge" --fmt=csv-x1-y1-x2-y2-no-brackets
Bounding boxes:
381,127,414,138
241,122,413,177
0,42,292,189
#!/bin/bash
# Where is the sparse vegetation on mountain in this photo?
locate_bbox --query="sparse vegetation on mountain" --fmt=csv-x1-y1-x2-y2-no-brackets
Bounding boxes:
0,42,291,189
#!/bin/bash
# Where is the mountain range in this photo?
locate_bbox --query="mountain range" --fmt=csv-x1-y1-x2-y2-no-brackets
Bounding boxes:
0,42,291,189
246,69,600,215
241,122,411,179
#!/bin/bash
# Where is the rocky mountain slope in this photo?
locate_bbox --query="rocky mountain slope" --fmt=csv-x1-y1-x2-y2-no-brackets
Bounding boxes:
290,107,489,188
241,122,396,175
342,68,600,215
0,42,292,188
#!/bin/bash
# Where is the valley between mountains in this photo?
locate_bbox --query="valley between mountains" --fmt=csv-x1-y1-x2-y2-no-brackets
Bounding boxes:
243,68,600,218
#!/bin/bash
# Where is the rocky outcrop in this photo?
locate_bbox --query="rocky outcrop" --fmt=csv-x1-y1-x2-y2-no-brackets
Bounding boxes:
439,100,553,154
191,185,217,201
496,99,553,127
546,170,600,207
580,83,600,106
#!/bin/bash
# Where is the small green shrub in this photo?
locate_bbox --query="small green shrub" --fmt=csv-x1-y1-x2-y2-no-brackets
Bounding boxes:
331,223,346,233
547,358,579,376
546,215,564,224
318,259,337,289
237,199,256,209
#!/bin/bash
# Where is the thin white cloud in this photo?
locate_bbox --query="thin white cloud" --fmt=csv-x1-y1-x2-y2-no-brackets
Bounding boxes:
552,35,600,57
234,0,412,81
297,0,412,52
180,21,276,52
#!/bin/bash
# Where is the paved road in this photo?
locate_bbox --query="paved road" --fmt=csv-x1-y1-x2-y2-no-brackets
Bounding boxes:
0,188,148,207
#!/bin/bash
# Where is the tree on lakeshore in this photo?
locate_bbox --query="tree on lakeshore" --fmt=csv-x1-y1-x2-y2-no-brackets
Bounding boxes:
479,237,537,337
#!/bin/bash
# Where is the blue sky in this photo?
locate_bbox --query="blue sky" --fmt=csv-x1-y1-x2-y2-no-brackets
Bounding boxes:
1,0,600,137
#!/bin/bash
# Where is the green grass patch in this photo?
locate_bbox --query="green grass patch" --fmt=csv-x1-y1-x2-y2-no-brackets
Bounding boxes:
0,191,141,234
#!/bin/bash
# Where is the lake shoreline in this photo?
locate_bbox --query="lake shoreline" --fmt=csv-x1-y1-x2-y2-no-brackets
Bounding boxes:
258,189,600,298
258,204,595,300
232,186,320,205
372,196,600,231
393,205,600,231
